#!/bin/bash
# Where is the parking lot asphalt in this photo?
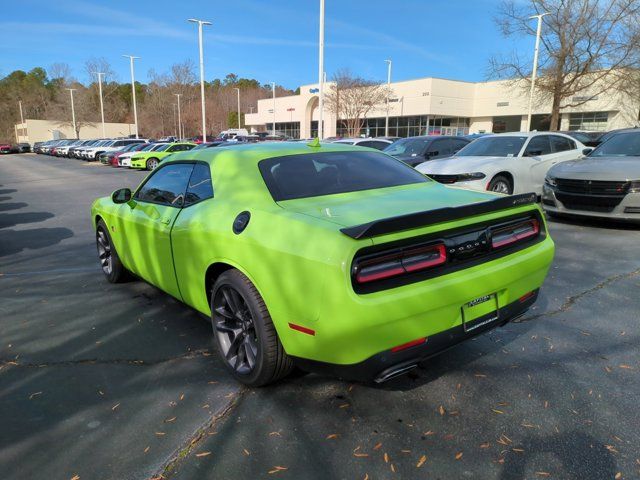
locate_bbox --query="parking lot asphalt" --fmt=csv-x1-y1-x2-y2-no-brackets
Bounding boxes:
1,153,639,480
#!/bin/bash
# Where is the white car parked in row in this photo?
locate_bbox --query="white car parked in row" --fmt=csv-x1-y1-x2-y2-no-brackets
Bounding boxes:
416,132,586,195
330,137,394,150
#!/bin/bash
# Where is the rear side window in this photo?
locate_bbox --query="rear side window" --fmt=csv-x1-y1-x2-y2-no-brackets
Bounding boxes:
259,151,429,201
135,163,194,207
524,136,552,156
358,140,390,150
184,163,214,206
550,135,575,152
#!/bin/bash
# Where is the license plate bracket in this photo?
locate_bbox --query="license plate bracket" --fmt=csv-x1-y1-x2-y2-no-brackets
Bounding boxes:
462,294,499,332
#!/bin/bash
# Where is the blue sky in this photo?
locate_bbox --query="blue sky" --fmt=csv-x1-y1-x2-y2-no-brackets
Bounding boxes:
0,0,533,88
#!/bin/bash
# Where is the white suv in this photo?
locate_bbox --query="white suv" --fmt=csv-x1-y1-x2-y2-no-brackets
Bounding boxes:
84,139,147,161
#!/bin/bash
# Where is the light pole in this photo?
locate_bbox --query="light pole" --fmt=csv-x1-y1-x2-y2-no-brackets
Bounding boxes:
384,59,392,137
172,103,177,138
271,82,276,136
233,87,241,129
18,100,24,142
527,12,550,132
123,55,140,138
188,18,212,142
92,71,106,138
66,88,77,138
174,93,182,140
317,0,325,139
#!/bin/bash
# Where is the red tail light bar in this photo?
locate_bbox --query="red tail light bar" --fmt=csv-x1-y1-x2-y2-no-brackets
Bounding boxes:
355,244,447,284
491,219,539,249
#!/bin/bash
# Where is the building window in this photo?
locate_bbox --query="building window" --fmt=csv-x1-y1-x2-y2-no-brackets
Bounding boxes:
336,116,470,138
568,112,608,132
274,122,300,139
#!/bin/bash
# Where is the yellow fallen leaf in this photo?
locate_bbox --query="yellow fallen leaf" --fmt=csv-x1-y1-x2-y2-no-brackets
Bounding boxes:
165,416,176,423
535,472,550,477
512,448,524,453
439,405,445,416
243,449,250,456
480,442,490,449
384,452,389,463
492,409,504,414
195,452,211,457
614,473,621,479
326,433,339,439
455,452,463,460
144,446,150,453
373,442,382,450
71,476,80,480
354,453,369,458
619,365,634,370
111,403,120,411
416,455,427,467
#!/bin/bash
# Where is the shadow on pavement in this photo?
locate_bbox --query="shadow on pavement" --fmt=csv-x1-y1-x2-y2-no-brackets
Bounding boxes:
0,212,54,229
0,202,28,212
0,227,74,257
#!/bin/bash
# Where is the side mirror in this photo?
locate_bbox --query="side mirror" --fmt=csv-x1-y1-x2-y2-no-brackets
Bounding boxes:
112,188,132,204
582,147,593,156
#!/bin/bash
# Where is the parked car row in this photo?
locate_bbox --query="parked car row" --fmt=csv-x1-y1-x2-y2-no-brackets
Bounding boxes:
0,142,31,154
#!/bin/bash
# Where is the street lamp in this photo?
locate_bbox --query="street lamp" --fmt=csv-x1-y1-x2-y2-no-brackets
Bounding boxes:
526,12,550,131
233,87,241,129
384,59,392,137
92,71,106,138
174,93,182,140
122,55,140,138
317,0,325,139
18,100,25,142
188,18,212,142
172,103,177,138
271,82,276,136
66,88,77,138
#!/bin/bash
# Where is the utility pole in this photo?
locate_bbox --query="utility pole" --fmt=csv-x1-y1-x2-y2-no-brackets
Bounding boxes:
18,100,25,142
527,12,550,131
66,88,77,138
384,59,392,137
317,0,325,139
174,93,182,140
271,82,276,136
92,72,106,138
188,18,212,142
172,103,177,138
123,55,140,138
234,87,241,129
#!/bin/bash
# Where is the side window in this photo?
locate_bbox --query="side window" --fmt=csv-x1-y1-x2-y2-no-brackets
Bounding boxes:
524,136,552,156
451,139,469,153
428,139,451,157
135,163,194,207
550,135,575,152
184,163,214,207
113,140,124,147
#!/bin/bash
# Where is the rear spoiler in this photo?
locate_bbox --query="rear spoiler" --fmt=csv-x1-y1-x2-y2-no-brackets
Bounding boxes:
340,192,537,239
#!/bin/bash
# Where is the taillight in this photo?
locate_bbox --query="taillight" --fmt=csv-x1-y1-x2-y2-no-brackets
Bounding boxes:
491,219,539,249
354,244,446,284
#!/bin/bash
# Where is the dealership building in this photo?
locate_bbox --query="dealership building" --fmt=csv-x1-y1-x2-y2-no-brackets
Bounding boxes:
245,76,639,139
14,119,138,144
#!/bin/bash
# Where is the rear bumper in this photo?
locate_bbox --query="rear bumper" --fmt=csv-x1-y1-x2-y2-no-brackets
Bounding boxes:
293,290,538,382
542,184,640,223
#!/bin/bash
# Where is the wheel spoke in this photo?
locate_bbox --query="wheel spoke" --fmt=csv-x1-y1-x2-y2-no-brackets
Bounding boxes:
225,333,243,361
244,337,257,368
222,287,239,313
215,320,240,334
214,306,235,320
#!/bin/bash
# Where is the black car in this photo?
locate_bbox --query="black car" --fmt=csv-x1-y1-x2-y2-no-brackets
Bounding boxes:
17,143,31,153
382,135,471,167
560,131,605,148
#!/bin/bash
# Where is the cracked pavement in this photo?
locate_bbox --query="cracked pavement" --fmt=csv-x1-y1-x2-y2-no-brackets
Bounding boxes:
1,154,639,480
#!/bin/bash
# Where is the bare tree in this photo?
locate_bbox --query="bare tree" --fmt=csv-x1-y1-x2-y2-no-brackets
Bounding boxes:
490,0,640,130
324,69,389,137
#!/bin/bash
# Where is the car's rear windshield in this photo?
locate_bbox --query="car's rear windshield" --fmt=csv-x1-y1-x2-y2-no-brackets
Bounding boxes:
456,136,527,157
590,131,640,157
259,151,429,201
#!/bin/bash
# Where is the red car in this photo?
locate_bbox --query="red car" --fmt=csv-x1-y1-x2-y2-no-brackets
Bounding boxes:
0,144,14,154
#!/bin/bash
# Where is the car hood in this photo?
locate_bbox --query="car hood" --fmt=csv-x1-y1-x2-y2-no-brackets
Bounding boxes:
277,182,498,229
416,156,508,174
549,156,640,180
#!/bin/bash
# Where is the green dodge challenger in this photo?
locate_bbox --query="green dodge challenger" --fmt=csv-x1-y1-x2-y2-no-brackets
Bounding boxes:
130,142,196,170
91,142,554,386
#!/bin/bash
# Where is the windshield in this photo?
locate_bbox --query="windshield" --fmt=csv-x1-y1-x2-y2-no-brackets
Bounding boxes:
140,143,157,151
589,131,640,157
383,138,429,156
259,151,429,201
456,136,527,157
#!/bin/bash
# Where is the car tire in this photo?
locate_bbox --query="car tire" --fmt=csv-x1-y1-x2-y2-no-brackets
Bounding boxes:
211,269,293,387
96,220,128,283
146,158,159,170
488,175,513,195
